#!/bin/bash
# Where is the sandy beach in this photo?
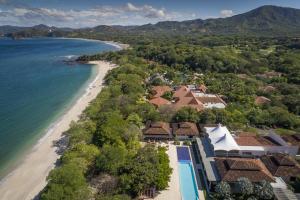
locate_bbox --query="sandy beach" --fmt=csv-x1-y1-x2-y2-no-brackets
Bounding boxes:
0,61,115,200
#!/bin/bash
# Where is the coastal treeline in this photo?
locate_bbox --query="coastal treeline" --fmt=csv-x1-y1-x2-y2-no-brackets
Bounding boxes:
41,52,172,200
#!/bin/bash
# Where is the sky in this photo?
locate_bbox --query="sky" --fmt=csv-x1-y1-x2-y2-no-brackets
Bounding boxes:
0,0,300,28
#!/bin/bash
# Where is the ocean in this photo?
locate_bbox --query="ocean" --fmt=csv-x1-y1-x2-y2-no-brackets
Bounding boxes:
0,37,116,177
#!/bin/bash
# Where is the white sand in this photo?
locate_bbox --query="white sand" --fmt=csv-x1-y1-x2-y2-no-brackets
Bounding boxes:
0,61,115,200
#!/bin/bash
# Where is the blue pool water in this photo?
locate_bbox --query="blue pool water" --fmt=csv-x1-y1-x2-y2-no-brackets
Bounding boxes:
177,147,199,200
178,162,199,200
177,146,191,161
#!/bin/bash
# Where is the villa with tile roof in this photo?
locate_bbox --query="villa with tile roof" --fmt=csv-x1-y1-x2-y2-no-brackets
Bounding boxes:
149,97,171,108
148,85,226,111
172,122,200,139
214,157,275,183
143,121,172,140
150,86,172,98
234,132,299,157
260,153,300,183
173,85,226,111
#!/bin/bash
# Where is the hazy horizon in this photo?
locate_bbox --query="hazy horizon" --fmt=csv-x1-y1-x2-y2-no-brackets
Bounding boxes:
0,0,300,28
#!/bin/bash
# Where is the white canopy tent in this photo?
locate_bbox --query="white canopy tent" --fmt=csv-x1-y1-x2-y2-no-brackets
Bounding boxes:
205,124,240,151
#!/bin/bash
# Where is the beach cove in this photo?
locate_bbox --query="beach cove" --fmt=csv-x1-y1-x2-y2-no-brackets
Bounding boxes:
0,38,120,200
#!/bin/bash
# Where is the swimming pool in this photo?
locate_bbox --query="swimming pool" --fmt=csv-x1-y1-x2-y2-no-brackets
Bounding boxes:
177,147,199,200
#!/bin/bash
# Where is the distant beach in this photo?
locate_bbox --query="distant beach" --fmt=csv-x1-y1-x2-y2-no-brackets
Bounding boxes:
0,60,116,200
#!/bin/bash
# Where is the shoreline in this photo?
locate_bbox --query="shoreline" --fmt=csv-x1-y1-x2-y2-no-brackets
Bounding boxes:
0,60,117,200
54,37,130,50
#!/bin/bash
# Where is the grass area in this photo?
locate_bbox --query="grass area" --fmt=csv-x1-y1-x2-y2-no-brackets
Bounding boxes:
274,128,297,135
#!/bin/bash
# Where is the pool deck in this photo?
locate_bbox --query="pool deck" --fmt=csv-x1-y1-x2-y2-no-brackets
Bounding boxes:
154,143,206,200
155,143,181,200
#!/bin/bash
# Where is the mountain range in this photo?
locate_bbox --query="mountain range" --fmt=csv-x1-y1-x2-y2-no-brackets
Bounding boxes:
1,5,300,37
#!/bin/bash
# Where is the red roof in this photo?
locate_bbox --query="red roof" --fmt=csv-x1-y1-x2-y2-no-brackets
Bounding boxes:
260,154,300,178
215,157,275,183
255,96,271,105
172,122,199,136
235,134,281,147
151,86,172,98
149,97,171,107
173,86,204,111
143,121,171,135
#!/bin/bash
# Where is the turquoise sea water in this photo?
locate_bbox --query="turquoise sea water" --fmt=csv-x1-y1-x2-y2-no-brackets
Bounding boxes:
178,162,199,200
0,38,116,178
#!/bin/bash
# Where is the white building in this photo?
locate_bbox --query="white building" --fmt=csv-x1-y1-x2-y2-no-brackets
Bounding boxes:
203,124,299,157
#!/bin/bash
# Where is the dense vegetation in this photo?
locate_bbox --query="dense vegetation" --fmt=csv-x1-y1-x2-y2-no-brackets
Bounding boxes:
213,178,274,200
78,36,300,132
41,51,172,200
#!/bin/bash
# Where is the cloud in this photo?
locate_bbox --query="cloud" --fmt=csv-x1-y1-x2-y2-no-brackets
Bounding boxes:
220,9,234,17
125,3,166,18
0,2,182,27
126,3,140,12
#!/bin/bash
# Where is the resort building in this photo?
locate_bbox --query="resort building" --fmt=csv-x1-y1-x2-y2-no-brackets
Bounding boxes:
214,157,275,183
260,153,300,183
143,121,172,140
204,124,240,156
147,84,226,111
194,137,276,190
172,122,200,139
201,124,299,157
173,85,226,111
148,97,171,108
150,86,172,98
234,132,299,157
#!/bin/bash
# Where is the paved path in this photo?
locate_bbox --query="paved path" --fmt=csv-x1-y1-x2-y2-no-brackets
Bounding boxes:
155,144,181,200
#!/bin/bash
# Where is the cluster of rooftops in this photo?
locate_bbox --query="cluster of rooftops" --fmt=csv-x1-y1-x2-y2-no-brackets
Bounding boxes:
148,85,226,111
143,122,300,189
144,82,300,193
197,124,300,188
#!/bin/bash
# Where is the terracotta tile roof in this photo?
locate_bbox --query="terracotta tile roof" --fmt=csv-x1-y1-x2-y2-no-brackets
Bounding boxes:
262,85,276,93
235,134,281,146
172,122,199,136
255,96,271,105
151,86,172,98
149,97,171,107
197,95,225,104
173,86,189,98
173,86,204,111
172,86,226,111
215,157,275,183
260,154,300,178
235,135,263,146
143,121,171,135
